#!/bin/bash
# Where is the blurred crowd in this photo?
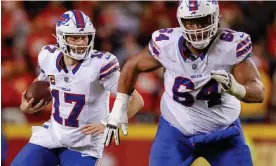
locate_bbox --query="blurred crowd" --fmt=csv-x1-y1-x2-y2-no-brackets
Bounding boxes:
1,1,276,125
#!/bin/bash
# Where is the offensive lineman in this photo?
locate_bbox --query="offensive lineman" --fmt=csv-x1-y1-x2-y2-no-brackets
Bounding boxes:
104,1,264,166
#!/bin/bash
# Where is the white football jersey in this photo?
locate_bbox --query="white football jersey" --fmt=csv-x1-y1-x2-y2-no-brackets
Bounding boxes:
30,45,120,158
149,28,252,136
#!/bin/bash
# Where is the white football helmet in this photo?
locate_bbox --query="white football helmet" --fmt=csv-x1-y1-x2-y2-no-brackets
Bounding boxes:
56,10,96,60
177,0,220,49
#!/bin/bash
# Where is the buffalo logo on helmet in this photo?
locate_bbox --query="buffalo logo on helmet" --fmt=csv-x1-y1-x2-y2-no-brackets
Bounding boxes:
56,13,70,27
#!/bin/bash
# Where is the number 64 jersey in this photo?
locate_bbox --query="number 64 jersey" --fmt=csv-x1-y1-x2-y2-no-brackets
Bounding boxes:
149,28,252,136
29,45,120,158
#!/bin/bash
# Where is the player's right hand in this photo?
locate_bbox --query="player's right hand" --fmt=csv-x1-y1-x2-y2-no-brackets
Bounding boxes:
20,91,48,114
102,114,128,146
102,93,130,146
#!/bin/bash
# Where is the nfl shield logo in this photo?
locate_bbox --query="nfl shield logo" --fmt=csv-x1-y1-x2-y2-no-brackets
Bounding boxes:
64,76,69,83
192,64,197,70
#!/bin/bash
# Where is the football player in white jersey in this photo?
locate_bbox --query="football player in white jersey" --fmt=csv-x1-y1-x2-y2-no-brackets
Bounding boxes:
11,10,143,166
103,1,264,166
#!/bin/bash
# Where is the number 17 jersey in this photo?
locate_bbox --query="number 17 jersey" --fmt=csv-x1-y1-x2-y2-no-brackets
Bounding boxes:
31,45,120,158
149,28,252,136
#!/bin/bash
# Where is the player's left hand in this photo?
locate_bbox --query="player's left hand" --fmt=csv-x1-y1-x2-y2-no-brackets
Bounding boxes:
211,70,246,99
211,70,232,90
81,124,105,135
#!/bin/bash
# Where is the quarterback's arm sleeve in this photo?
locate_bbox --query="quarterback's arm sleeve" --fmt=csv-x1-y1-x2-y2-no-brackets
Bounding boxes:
98,58,120,81
100,70,120,95
235,33,252,64
99,53,120,94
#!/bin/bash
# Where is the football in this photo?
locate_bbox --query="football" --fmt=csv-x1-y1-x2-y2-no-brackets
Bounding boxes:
25,81,52,106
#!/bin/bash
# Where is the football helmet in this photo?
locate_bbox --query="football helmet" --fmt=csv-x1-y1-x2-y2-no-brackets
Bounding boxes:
56,10,96,60
177,0,220,49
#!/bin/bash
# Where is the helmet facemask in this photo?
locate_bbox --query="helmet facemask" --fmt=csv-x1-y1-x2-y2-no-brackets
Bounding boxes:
57,31,95,60
177,8,219,49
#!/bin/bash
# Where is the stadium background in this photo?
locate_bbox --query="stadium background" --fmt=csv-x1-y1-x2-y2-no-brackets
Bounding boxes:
1,1,276,166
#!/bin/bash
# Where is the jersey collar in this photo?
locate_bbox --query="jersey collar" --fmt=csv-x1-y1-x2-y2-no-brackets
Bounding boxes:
56,52,83,75
178,36,214,62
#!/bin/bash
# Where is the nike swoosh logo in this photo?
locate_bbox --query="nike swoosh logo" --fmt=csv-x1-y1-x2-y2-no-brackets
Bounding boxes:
240,33,244,38
105,53,111,59
81,154,90,157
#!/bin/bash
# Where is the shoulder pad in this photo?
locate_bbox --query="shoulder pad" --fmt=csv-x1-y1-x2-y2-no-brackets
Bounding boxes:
43,44,59,54
233,32,252,59
91,50,116,59
217,29,252,64
149,28,182,57
151,28,182,47
218,29,252,57
98,52,120,81
38,45,58,65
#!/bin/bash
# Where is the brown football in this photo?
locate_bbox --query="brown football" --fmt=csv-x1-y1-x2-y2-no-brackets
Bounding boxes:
25,81,52,106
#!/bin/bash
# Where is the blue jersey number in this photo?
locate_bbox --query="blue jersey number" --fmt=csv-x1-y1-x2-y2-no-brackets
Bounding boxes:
44,45,57,53
91,51,104,59
172,77,195,107
219,30,234,42
196,79,222,107
51,90,85,127
155,28,173,42
172,77,221,108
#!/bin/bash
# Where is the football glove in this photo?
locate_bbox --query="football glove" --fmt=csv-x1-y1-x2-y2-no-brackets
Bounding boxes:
102,93,130,146
211,70,246,100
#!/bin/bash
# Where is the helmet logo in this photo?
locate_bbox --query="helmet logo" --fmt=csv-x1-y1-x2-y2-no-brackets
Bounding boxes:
188,0,199,11
57,14,70,27
79,28,84,32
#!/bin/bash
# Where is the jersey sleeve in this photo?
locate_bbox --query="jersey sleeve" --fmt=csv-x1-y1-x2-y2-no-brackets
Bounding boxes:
98,53,120,94
148,28,177,69
37,46,51,81
235,32,252,64
101,71,120,95
148,30,166,61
